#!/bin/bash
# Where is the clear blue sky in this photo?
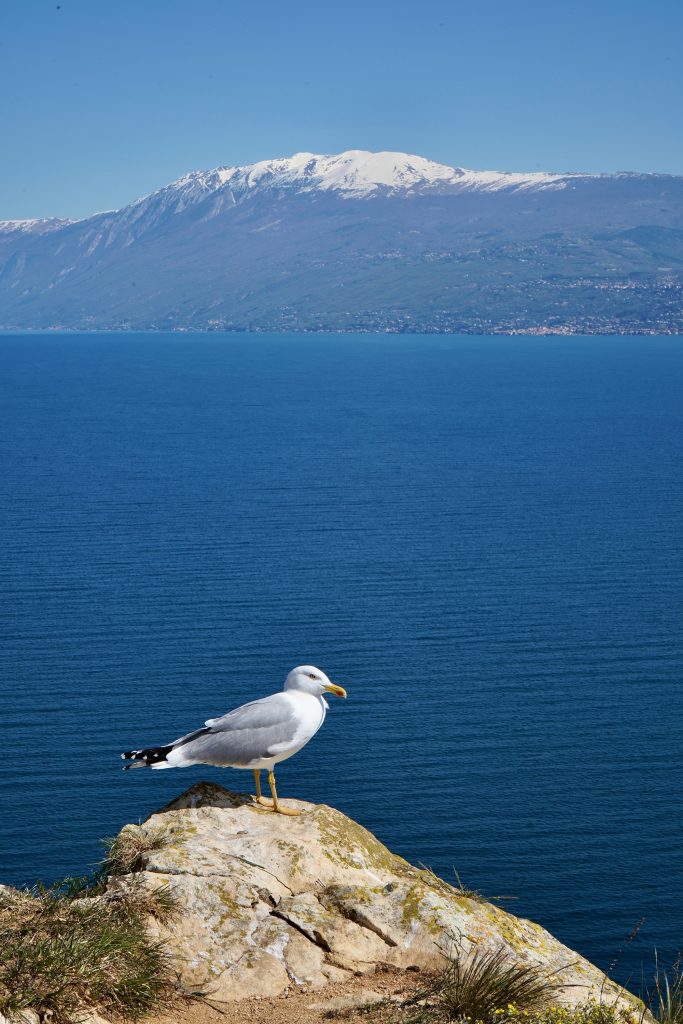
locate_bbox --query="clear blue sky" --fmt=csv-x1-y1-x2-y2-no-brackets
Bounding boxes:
2,0,682,220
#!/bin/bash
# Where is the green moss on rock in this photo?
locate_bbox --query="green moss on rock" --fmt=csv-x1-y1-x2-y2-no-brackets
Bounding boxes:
314,806,409,873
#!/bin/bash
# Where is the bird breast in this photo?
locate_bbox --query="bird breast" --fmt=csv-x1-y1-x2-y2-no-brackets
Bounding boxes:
267,691,327,758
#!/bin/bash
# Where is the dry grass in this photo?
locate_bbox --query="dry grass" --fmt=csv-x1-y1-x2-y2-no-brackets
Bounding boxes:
0,823,180,1024
103,825,170,876
0,878,179,1024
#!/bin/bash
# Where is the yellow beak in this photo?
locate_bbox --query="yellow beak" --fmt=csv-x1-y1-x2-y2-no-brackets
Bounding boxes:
324,683,347,699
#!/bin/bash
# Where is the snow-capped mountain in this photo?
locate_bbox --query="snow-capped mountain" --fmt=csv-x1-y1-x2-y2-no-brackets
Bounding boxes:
85,150,581,246
1,150,682,333
161,149,576,202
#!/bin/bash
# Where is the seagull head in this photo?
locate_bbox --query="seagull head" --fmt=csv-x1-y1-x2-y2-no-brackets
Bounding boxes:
284,665,347,699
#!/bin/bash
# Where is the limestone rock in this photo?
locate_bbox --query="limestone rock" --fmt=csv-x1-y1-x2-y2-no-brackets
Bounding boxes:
110,782,643,1012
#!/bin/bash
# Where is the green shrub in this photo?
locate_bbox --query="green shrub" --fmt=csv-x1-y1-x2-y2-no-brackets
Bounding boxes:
398,996,638,1024
522,1005,635,1024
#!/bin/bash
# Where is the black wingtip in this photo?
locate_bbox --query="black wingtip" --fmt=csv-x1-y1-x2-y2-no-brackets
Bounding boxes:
120,744,172,769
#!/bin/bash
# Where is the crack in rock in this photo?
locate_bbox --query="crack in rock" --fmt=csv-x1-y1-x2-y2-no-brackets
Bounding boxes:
270,909,333,954
317,889,398,947
226,854,294,895
329,903,398,947
142,854,294,895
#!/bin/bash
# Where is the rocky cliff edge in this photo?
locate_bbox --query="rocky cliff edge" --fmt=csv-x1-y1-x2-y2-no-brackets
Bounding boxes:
107,782,640,1013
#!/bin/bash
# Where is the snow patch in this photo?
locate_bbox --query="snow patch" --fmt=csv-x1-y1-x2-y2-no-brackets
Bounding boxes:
0,217,73,235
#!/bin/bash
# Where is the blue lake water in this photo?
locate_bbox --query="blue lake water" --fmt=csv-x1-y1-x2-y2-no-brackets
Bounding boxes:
0,333,681,990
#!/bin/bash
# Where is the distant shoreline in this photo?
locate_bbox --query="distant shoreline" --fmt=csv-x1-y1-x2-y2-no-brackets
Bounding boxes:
0,326,681,336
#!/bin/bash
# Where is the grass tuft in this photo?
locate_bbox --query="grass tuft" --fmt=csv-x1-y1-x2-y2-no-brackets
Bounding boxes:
107,876,180,924
390,943,560,1024
103,825,169,876
436,945,556,1022
650,956,683,1024
417,862,513,908
452,868,515,908
0,877,178,1024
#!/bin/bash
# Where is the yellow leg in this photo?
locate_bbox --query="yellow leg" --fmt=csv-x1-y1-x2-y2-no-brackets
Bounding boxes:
254,769,273,807
267,769,301,816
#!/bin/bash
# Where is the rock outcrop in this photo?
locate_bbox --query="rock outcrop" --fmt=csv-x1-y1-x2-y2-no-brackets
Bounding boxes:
110,783,641,1012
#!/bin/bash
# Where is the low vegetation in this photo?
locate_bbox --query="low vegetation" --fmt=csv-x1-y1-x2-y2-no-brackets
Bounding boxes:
385,999,664,1024
358,944,682,1024
434,946,556,1022
358,872,681,1024
0,829,179,1024
391,944,558,1024
650,957,683,1024
103,824,170,876
416,864,512,907
451,869,514,908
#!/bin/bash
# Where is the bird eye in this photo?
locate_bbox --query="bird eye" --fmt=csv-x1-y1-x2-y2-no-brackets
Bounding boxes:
308,673,317,680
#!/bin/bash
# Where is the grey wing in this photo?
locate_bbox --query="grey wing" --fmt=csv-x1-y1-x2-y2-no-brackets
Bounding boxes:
171,693,298,767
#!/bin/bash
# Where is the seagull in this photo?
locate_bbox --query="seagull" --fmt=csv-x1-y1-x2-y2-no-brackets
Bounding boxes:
121,665,347,815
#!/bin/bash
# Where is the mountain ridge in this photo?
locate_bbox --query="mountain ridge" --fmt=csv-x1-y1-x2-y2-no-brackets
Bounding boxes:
1,149,682,334
5,149,680,233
